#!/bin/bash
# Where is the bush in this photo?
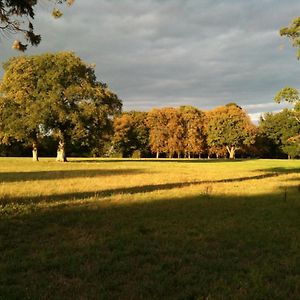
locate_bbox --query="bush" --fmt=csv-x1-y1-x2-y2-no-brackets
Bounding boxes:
132,150,141,159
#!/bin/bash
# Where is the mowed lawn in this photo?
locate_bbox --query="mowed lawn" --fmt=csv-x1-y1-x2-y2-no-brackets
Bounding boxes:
0,158,300,299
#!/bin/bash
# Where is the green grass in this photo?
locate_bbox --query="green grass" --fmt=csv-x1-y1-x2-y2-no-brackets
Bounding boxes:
0,158,300,299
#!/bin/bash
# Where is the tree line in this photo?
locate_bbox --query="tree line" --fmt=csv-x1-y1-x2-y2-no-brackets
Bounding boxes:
0,52,299,161
112,104,299,159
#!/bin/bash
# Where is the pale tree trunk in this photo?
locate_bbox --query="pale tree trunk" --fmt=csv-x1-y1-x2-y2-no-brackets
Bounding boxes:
188,152,191,159
32,142,38,162
226,146,236,159
156,151,159,159
199,153,201,159
177,152,181,159
56,140,67,162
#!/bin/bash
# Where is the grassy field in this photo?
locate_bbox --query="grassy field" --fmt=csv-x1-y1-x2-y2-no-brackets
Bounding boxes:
0,158,300,299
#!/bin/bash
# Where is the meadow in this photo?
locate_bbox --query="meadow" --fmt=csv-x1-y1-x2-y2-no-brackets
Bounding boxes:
0,157,300,299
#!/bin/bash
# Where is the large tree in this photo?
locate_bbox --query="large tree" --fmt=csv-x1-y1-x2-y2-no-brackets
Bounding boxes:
0,52,122,161
0,0,74,51
275,17,300,144
0,55,51,161
259,109,300,159
180,106,206,158
275,17,300,115
205,105,257,159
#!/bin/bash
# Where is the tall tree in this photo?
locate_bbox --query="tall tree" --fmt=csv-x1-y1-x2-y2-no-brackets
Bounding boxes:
205,105,257,159
146,108,169,158
0,52,122,161
165,108,185,158
274,17,300,147
180,106,206,158
0,55,50,161
0,0,74,51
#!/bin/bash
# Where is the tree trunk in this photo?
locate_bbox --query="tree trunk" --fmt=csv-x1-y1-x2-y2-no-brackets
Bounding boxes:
188,152,191,159
32,142,38,162
177,152,180,159
56,140,67,162
199,153,201,159
156,151,159,159
226,146,236,159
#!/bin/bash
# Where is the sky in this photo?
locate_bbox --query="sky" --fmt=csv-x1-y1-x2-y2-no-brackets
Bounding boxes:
1,0,299,122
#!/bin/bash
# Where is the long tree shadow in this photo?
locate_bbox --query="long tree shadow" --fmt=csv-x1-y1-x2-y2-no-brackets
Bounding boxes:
0,168,145,183
0,187,299,299
0,171,293,205
258,167,300,174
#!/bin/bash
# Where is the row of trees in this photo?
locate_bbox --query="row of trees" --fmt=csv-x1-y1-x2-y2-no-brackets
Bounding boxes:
112,105,300,159
0,51,299,160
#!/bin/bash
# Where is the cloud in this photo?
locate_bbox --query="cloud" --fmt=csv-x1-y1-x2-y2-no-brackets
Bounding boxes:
0,0,299,122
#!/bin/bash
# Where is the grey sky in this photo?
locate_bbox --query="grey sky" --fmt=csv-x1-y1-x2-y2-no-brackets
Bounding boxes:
1,0,299,122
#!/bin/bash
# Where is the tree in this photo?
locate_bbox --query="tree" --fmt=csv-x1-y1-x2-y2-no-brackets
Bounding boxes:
146,108,169,158
274,17,300,147
0,52,122,161
280,16,300,59
275,17,300,124
165,107,185,158
205,105,257,159
113,111,150,158
0,0,74,51
0,55,52,161
259,109,300,159
180,106,206,158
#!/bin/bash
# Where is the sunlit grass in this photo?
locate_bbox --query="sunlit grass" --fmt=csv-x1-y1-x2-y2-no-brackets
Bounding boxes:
0,158,300,299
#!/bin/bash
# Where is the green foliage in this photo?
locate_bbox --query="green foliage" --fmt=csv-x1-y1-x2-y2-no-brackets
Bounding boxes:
280,16,300,59
281,142,300,159
0,52,122,160
259,109,300,158
205,105,257,158
274,87,300,103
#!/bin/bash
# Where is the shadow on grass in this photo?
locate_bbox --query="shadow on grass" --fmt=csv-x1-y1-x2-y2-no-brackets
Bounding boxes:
0,186,299,299
258,167,300,174
0,168,145,183
0,171,293,205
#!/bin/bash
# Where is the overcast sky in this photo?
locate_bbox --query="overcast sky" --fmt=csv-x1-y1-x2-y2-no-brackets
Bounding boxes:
1,0,299,122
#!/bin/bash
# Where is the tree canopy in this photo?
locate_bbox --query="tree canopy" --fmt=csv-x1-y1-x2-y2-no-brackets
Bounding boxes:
0,51,122,161
205,105,257,159
0,0,74,51
260,109,300,158
280,16,300,59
